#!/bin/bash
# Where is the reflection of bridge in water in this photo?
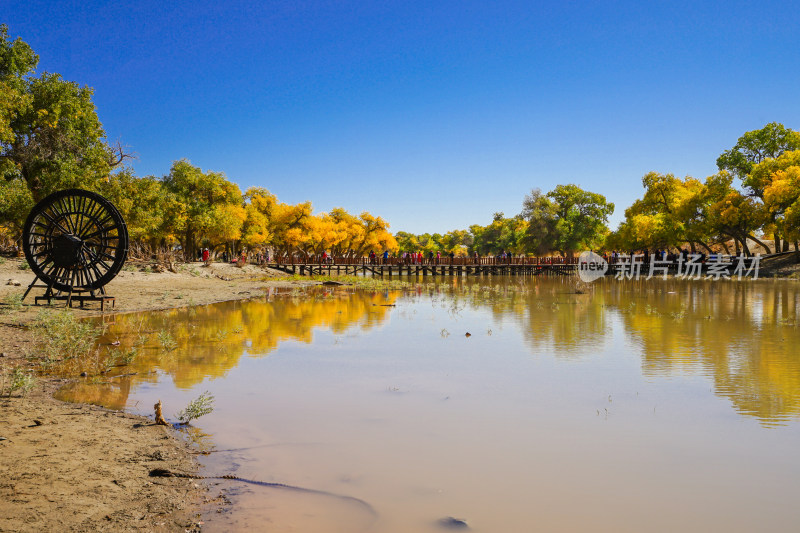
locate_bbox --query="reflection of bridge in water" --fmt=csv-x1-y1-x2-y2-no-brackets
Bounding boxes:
270,257,578,276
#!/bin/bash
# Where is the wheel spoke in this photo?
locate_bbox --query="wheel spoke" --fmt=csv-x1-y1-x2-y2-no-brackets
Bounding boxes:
40,210,71,236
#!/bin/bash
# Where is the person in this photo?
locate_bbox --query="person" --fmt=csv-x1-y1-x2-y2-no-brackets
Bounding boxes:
322,250,328,264
202,247,210,266
383,250,389,264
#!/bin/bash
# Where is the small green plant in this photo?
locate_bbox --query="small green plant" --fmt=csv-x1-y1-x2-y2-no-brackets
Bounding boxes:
670,309,687,320
101,354,117,373
176,391,215,424
18,261,30,270
157,330,177,351
0,293,24,314
7,367,35,397
121,347,138,365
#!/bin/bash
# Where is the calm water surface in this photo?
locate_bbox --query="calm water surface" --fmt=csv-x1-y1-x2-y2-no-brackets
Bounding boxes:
57,278,800,532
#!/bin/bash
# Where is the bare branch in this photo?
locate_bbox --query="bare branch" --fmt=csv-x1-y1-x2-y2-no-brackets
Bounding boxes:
109,139,136,167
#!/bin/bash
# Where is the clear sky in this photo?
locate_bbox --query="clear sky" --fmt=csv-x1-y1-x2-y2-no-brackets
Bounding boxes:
5,0,799,234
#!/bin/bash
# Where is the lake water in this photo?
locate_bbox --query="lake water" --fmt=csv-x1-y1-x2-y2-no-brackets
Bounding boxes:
57,277,800,532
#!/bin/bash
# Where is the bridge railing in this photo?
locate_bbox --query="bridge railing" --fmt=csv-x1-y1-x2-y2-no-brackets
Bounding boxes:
270,256,580,266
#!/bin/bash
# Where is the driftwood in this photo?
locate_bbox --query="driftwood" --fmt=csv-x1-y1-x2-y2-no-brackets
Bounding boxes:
154,400,168,426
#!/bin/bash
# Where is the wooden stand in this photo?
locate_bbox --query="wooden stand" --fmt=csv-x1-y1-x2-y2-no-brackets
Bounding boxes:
22,275,115,311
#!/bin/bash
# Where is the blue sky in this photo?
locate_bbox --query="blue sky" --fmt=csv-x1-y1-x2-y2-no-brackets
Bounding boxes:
5,0,799,234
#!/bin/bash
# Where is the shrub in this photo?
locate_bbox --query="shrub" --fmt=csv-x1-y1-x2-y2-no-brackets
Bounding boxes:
176,391,215,424
30,309,104,374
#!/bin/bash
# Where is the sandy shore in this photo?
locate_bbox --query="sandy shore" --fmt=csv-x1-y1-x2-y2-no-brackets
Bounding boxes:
0,257,303,532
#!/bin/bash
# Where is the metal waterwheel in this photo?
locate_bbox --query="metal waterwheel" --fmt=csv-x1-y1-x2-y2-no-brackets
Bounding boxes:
21,189,128,307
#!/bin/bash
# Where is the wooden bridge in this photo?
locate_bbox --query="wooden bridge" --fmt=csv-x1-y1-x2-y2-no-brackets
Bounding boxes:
269,257,577,277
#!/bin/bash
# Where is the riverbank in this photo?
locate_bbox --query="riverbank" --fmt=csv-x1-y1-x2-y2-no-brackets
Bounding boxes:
0,258,302,532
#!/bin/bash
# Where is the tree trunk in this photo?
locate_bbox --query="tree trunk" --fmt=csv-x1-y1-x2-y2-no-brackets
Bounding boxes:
733,239,740,256
185,229,195,262
746,234,772,254
696,240,713,254
774,233,781,254
741,238,752,256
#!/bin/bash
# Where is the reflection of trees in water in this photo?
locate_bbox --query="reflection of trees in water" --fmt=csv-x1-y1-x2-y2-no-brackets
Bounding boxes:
427,277,609,356
58,289,396,409
417,277,800,425
54,376,139,411
603,280,800,425
516,281,608,355
58,279,800,425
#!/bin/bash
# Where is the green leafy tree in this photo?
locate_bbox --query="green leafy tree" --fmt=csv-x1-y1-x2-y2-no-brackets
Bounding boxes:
520,188,558,255
0,24,37,147
394,231,419,252
439,229,472,254
717,122,800,183
0,26,127,202
99,170,175,249
469,213,528,256
546,184,614,256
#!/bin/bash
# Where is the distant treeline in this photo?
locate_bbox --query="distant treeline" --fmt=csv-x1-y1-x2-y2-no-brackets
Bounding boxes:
397,122,800,258
2,26,798,260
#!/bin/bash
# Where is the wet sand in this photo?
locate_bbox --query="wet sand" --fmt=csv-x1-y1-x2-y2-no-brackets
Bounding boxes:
0,258,300,532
